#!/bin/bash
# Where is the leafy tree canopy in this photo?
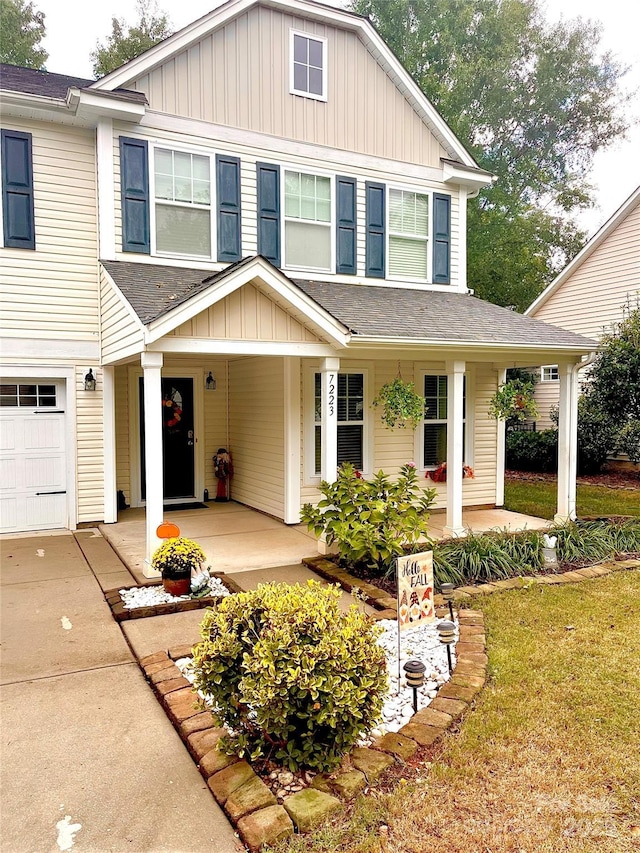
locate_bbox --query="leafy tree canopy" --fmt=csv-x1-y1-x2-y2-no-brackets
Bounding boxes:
91,0,172,78
0,0,47,69
350,0,629,310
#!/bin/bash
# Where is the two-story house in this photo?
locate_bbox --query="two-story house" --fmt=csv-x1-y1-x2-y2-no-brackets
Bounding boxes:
0,0,597,571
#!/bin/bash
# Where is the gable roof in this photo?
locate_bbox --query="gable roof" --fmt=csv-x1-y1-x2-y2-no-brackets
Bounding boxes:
526,185,640,317
101,257,597,354
90,0,478,169
0,63,146,104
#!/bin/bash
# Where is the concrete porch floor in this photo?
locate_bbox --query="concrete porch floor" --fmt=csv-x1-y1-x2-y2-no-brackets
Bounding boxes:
98,501,550,585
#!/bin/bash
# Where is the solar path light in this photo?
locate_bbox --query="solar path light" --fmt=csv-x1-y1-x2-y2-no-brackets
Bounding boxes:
437,620,456,674
403,659,426,713
440,583,455,620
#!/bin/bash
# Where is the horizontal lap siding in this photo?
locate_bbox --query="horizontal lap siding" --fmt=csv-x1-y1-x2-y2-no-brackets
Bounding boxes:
532,202,640,338
201,360,229,498
127,6,446,167
1,121,98,340
75,366,104,522
464,365,497,506
100,269,144,360
115,366,131,504
229,357,284,517
534,382,560,430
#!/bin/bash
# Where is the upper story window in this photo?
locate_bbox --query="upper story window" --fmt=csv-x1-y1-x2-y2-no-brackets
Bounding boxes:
541,365,559,382
153,147,212,259
388,189,429,278
284,170,332,271
290,31,327,101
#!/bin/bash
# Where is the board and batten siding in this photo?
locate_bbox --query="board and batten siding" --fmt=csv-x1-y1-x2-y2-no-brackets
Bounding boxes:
229,356,285,518
126,6,448,167
1,120,98,341
299,359,498,510
100,267,145,361
112,123,460,286
170,282,323,342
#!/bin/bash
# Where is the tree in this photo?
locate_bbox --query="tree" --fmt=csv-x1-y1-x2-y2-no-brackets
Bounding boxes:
0,0,47,69
91,0,172,78
350,0,629,310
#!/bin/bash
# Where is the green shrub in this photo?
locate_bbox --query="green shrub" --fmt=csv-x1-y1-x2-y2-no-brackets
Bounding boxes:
505,429,557,472
191,581,387,772
616,419,640,464
301,463,436,574
433,528,545,585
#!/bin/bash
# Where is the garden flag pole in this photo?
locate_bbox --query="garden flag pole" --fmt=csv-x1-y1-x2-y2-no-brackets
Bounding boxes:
397,551,436,690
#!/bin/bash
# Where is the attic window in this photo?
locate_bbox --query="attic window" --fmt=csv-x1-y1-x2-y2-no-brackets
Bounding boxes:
290,31,327,101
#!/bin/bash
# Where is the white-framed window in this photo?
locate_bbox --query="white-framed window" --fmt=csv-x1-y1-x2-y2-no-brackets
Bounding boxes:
541,365,559,382
0,383,57,407
290,30,327,101
284,169,332,271
311,371,366,478
388,187,430,280
420,374,468,469
151,145,213,259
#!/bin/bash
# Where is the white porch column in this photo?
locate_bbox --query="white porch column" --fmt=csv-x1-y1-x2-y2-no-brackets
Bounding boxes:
495,368,507,507
283,357,301,523
320,357,340,484
141,352,164,575
102,365,117,523
555,360,579,523
444,360,466,536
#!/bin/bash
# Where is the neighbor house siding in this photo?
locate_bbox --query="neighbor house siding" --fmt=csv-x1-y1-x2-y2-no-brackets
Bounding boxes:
533,380,560,430
1,120,98,340
127,6,448,167
229,356,285,517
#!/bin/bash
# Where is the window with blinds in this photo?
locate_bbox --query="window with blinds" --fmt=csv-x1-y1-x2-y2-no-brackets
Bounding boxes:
154,148,212,258
388,189,429,278
314,372,364,474
422,375,466,468
285,170,332,270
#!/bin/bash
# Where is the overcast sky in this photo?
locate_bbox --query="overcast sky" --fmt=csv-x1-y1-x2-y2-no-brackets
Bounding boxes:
36,0,640,236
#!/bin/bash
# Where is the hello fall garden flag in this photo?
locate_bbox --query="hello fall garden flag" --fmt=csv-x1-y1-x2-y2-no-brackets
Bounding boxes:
397,550,435,632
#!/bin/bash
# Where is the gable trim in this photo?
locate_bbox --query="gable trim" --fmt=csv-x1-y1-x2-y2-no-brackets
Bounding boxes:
143,256,350,347
91,0,478,168
526,185,640,317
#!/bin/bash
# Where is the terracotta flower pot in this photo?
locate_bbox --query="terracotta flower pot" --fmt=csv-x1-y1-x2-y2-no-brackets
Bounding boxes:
162,574,191,596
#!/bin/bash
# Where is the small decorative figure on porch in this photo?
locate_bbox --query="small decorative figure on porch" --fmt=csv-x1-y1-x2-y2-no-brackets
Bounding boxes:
214,448,233,501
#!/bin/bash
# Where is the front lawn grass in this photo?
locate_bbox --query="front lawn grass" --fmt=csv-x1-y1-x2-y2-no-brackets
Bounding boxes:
274,569,640,853
505,477,640,519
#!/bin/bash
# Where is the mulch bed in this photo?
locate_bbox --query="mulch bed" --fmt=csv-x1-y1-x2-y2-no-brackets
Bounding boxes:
506,467,640,489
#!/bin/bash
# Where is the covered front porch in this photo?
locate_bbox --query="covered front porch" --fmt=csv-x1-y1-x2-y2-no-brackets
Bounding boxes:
99,502,550,585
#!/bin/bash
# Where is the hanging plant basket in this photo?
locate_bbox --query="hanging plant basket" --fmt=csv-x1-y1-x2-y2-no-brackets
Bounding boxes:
372,377,425,430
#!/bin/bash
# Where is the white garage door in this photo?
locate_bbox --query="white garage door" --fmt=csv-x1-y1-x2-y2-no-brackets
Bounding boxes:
0,382,67,533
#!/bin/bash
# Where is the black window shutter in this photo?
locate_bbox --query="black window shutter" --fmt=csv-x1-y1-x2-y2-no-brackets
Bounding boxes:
432,192,451,283
336,176,356,274
2,129,35,249
365,181,385,278
216,154,242,262
119,136,149,253
256,162,280,267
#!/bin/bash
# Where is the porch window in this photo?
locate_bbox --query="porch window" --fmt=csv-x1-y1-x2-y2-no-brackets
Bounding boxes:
541,365,559,382
153,147,212,258
290,31,327,101
422,374,466,468
284,170,332,270
314,372,364,474
388,189,429,279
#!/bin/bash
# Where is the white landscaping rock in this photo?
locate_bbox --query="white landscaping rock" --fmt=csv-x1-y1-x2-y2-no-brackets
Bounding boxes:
119,575,230,609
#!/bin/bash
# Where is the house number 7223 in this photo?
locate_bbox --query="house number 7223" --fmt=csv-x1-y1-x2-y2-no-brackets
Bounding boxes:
328,373,335,417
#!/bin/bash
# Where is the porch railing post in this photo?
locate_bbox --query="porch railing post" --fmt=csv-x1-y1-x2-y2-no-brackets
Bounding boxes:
444,359,465,536
141,351,164,576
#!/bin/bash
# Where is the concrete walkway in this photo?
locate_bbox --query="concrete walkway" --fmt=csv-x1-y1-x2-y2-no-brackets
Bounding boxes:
0,531,243,853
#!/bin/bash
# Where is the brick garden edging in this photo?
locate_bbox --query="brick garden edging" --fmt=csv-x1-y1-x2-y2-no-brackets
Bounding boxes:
104,572,244,621
138,611,486,852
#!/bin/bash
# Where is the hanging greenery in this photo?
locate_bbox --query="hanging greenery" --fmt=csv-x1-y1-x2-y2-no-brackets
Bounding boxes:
372,377,425,430
489,378,539,424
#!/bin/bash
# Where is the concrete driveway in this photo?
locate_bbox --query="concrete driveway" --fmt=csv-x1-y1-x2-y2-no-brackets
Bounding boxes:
0,532,242,853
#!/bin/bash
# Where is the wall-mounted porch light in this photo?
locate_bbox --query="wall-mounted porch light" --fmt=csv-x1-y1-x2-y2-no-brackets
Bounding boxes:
205,371,216,391
84,368,96,391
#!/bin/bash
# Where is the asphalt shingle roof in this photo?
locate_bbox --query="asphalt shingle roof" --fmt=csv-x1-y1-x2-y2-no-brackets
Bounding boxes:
101,257,598,350
0,63,146,103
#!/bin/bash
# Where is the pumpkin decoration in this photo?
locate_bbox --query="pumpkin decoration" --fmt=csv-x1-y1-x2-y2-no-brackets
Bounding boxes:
156,520,181,540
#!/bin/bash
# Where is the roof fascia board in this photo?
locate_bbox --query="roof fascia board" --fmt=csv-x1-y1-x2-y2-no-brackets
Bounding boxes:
67,88,146,122
91,0,477,167
526,186,640,316
348,336,597,358
0,89,69,114
148,337,340,357
143,257,350,346
442,159,494,191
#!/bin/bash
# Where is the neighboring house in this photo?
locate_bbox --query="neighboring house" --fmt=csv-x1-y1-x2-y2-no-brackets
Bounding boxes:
0,0,596,568
526,186,640,429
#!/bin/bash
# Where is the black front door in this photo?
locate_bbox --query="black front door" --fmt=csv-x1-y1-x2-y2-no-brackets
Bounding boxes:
140,377,195,500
